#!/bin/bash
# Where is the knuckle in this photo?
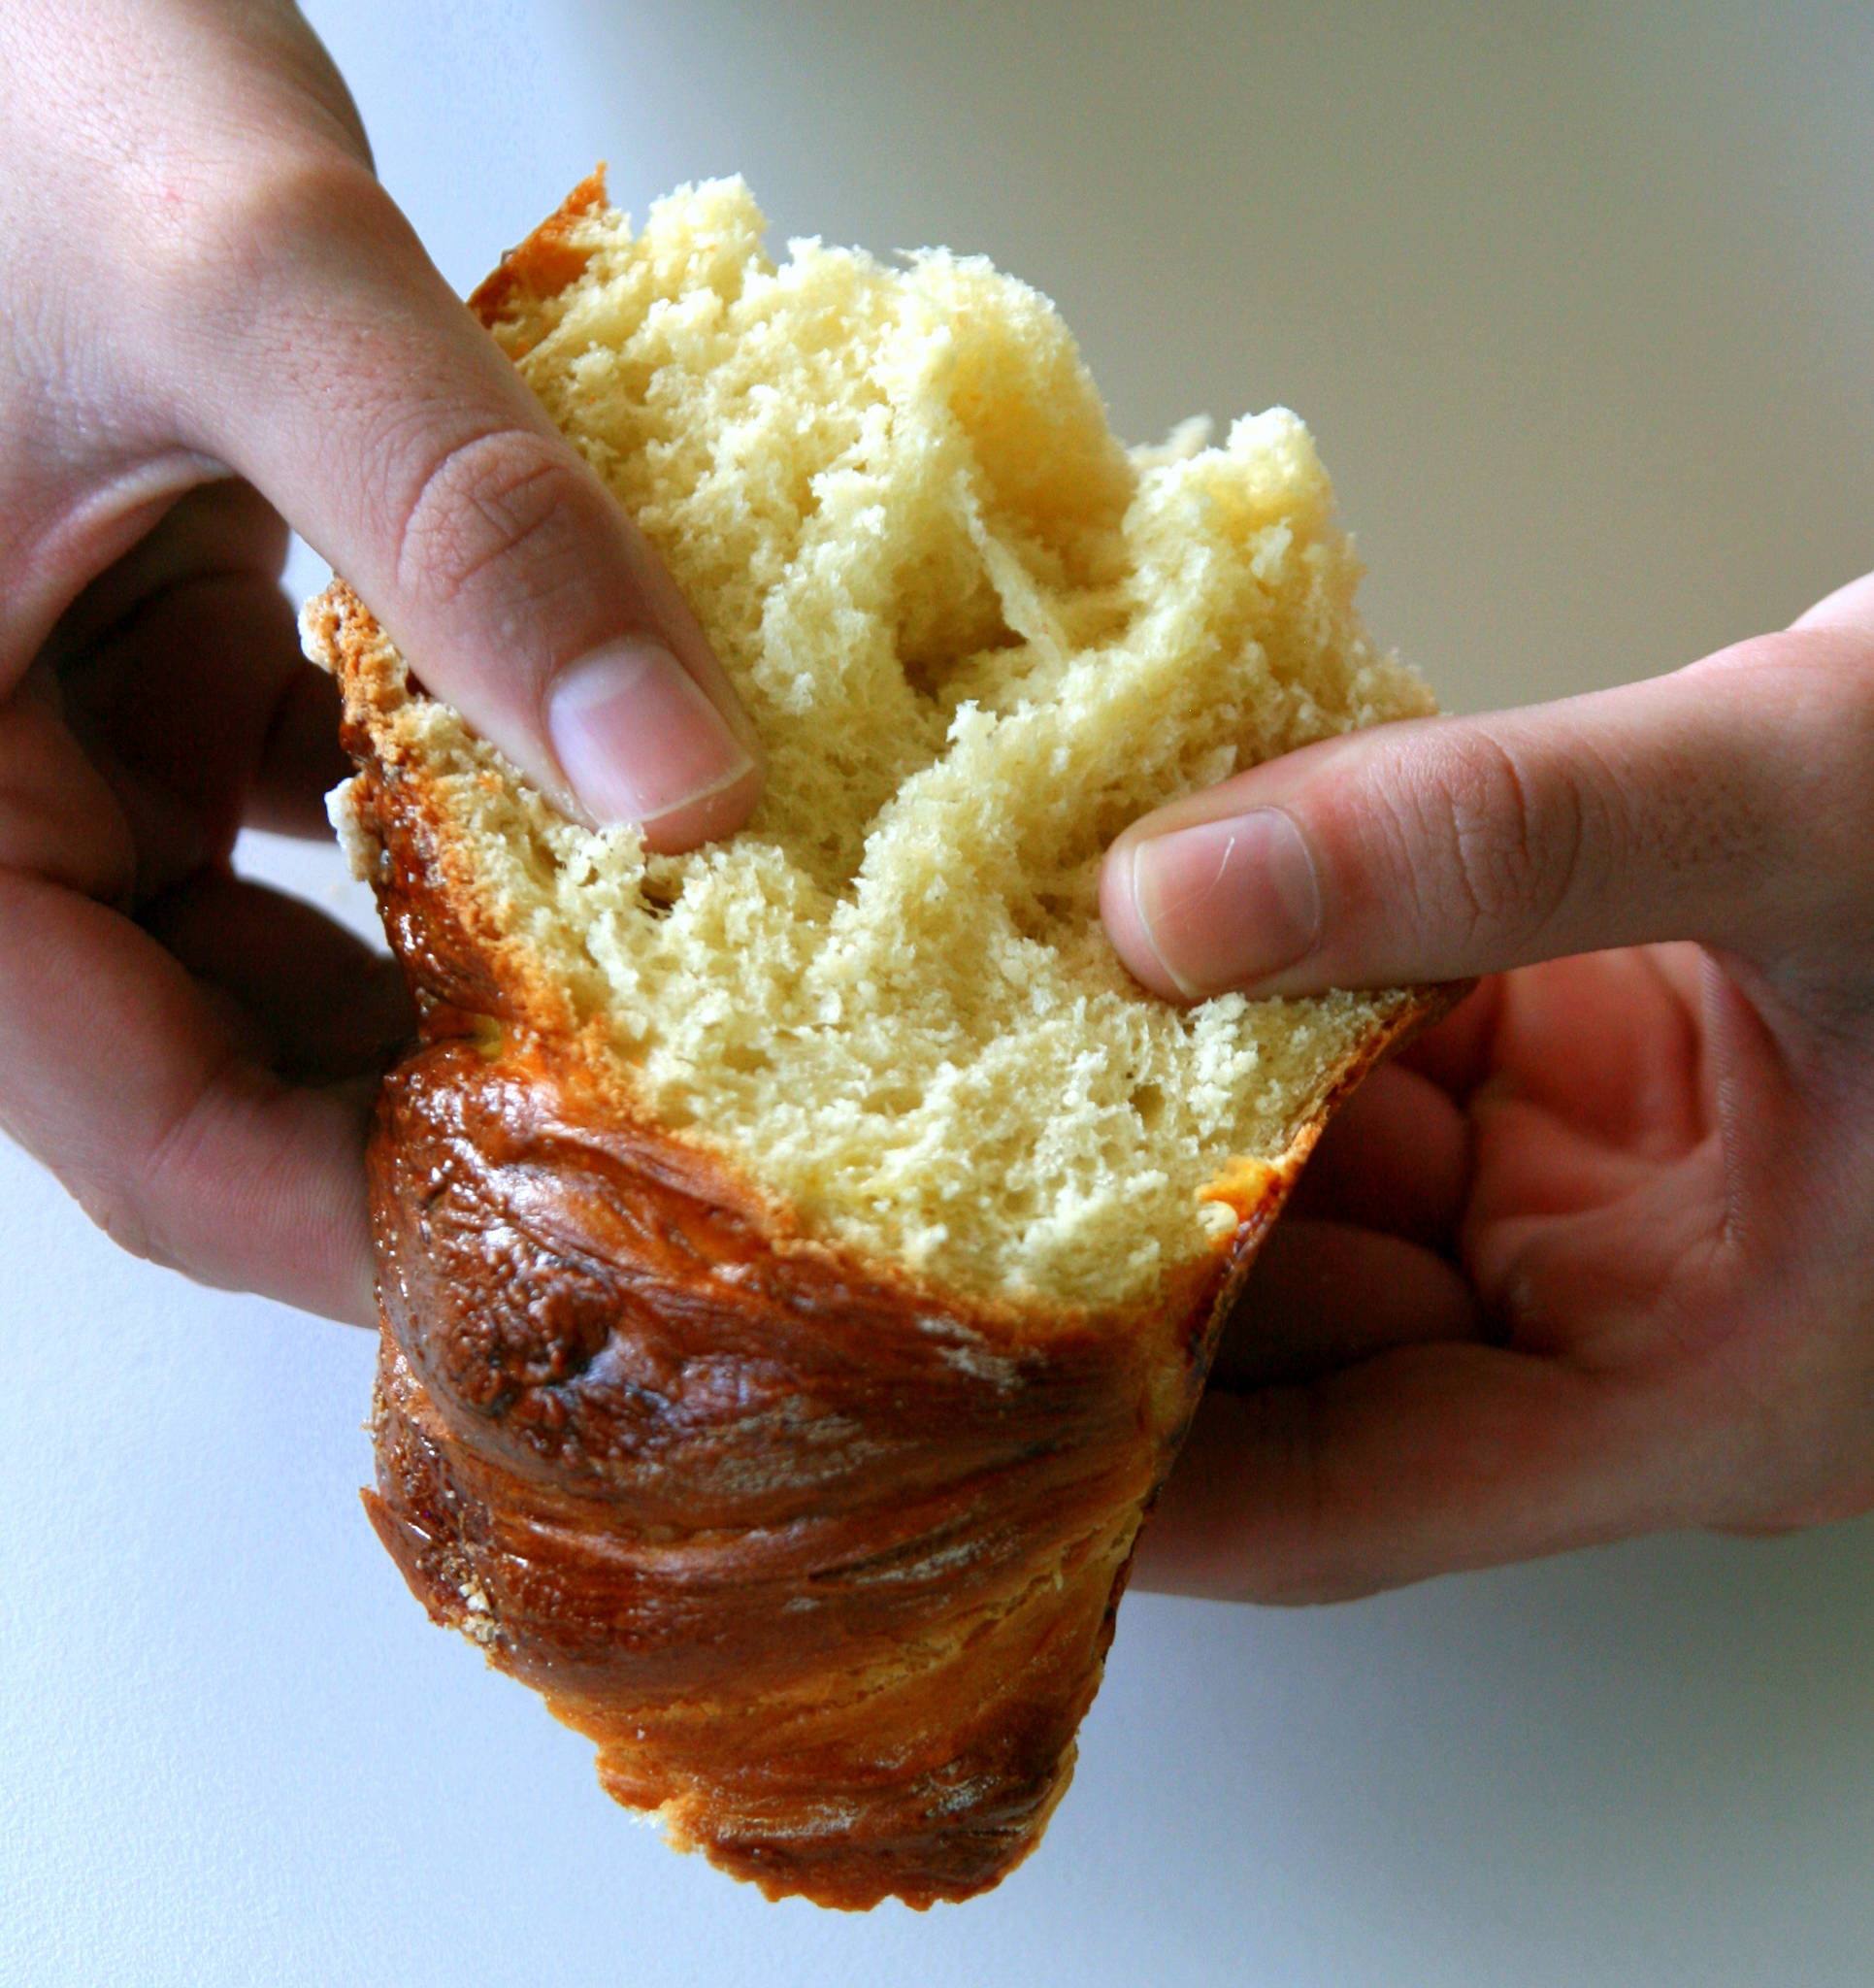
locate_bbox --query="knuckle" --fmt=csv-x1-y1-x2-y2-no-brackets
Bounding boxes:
143,149,390,300
1406,729,1597,956
391,425,599,626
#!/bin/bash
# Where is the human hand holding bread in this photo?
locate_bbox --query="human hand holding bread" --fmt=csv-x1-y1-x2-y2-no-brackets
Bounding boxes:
0,0,758,1322
7,0,1874,1906
1111,571,1874,1601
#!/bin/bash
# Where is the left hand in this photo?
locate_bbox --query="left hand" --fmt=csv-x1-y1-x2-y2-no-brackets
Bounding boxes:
0,2,759,1323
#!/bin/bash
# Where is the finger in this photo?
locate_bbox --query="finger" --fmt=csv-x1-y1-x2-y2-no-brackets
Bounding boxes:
248,660,351,838
1478,948,1706,1157
66,575,318,884
1284,1062,1471,1248
40,477,291,670
45,478,350,837
51,482,345,865
0,869,376,1323
0,680,137,903
148,160,761,849
1100,590,1874,998
1462,1136,1734,1368
1459,1102,1668,1271
1134,1343,1693,1602
139,869,412,1083
1393,977,1503,1100
1207,1218,1485,1391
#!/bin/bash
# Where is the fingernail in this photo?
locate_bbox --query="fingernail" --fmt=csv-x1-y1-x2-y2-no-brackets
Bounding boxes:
547,639,755,833
1129,808,1322,997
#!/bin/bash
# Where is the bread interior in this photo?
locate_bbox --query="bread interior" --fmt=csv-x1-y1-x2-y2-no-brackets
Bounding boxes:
322,179,1434,1312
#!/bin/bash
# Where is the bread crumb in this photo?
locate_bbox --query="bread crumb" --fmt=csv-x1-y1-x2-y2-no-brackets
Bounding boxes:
310,180,1433,1310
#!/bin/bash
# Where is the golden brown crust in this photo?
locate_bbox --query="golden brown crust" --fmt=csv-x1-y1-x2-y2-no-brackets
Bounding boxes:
310,179,1463,1908
332,644,1294,1904
465,166,608,348
359,1040,1266,1908
321,574,1451,1905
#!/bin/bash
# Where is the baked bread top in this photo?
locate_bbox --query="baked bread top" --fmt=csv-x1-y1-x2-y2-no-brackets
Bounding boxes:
307,173,1434,1314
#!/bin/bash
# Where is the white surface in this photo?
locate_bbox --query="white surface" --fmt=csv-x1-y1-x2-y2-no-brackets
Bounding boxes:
7,3,1874,1982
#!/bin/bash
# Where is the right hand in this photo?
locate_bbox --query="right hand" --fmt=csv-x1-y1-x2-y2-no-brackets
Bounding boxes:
1103,574,1874,1600
0,0,762,1323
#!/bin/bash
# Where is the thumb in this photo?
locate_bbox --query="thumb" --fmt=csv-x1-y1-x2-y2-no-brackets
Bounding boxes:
163,160,761,851
1101,601,1874,1000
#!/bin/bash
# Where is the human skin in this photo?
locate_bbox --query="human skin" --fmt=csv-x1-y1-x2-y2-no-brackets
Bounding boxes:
0,0,760,1325
8,5,1870,1598
1103,573,1874,1598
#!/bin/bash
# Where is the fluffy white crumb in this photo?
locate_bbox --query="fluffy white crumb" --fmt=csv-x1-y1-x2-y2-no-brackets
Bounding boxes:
316,180,1433,1310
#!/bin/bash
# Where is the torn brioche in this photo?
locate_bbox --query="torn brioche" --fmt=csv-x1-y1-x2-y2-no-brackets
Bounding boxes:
305,171,1446,1910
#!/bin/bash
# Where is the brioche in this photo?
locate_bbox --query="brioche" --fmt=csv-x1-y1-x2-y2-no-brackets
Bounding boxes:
305,171,1447,1909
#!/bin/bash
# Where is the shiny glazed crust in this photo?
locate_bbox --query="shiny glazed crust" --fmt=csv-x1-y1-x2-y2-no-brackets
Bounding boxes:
321,181,1457,1909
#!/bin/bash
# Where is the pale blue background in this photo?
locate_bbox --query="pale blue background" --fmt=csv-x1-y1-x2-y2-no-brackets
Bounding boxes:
6,4,1874,1983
